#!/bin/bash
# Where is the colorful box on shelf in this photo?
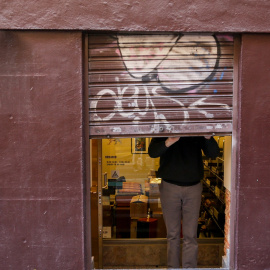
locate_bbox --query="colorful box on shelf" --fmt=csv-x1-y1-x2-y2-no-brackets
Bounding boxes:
213,207,219,220
149,196,162,212
215,186,220,197
149,178,162,196
130,195,148,218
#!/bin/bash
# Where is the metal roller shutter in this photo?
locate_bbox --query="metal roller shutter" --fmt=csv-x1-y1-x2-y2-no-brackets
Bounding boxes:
88,34,233,138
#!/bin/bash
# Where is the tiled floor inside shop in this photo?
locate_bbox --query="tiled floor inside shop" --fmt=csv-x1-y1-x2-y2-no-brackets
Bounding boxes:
102,238,225,269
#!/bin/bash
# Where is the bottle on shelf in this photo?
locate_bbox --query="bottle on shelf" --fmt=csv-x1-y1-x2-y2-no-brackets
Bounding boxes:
147,208,151,221
201,136,226,237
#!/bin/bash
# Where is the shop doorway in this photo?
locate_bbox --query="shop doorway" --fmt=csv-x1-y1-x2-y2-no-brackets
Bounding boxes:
87,32,235,269
90,135,232,269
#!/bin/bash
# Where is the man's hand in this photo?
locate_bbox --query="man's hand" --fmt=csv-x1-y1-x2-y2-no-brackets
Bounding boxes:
165,137,180,147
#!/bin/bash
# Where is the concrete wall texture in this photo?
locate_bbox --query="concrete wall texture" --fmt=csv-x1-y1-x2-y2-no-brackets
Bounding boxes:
235,34,270,269
0,0,269,32
0,32,88,269
0,1,270,269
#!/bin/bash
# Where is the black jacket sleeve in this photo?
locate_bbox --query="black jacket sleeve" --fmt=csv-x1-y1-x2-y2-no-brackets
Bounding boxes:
148,137,168,158
201,137,220,159
148,136,220,159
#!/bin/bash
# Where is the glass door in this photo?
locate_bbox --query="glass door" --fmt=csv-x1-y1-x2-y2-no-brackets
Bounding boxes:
100,137,162,241
91,139,108,269
90,139,105,268
91,137,162,267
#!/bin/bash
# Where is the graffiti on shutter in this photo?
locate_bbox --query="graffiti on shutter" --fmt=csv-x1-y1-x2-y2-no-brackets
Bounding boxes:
88,34,233,138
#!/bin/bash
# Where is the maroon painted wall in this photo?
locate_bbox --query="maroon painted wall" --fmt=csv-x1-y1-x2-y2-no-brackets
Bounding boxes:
0,2,270,269
0,32,89,270
0,0,269,32
235,34,270,269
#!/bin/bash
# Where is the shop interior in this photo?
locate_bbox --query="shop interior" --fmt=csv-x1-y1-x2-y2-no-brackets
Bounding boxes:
90,136,232,268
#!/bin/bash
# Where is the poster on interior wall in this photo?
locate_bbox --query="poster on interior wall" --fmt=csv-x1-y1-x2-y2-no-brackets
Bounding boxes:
131,138,149,154
102,138,157,181
102,138,132,180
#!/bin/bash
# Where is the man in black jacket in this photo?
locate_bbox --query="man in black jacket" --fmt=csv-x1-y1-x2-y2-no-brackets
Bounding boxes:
148,136,220,268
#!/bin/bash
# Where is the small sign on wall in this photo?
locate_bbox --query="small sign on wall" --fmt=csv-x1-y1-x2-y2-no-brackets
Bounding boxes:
111,170,119,179
103,227,112,238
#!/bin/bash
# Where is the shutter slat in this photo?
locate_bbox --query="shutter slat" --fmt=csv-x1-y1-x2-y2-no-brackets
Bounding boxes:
89,48,234,57
89,70,233,83
89,122,232,137
90,109,232,123
89,96,233,108
89,84,233,96
89,58,233,70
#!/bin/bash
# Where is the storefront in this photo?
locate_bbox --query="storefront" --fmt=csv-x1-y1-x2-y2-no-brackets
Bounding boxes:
1,2,270,270
88,33,234,268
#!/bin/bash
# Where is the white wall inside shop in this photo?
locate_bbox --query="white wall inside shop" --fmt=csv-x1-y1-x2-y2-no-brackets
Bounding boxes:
224,136,232,191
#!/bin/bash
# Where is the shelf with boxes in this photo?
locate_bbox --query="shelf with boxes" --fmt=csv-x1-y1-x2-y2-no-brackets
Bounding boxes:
200,137,226,238
128,176,166,239
102,174,166,239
